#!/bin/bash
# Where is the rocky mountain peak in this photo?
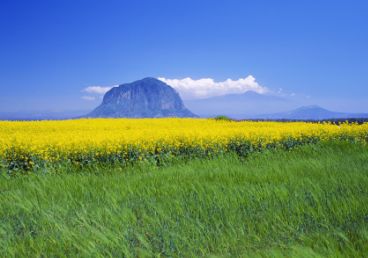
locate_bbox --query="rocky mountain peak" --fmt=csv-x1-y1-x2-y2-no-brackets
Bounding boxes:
86,77,197,118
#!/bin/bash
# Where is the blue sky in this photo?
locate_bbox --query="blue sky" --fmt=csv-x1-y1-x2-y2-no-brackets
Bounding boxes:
0,0,367,113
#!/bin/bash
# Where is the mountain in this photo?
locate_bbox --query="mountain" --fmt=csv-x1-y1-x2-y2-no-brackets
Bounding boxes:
254,105,368,120
86,77,197,118
184,91,294,119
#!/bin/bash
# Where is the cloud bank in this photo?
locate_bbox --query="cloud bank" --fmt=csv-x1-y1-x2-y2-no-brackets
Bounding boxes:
81,76,268,101
83,86,116,95
81,85,118,101
158,75,268,99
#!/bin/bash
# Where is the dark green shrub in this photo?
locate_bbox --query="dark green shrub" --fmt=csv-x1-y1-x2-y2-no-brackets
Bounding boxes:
214,115,232,121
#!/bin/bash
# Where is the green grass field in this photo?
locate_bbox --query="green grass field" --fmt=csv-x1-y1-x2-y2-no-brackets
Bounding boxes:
1,141,368,257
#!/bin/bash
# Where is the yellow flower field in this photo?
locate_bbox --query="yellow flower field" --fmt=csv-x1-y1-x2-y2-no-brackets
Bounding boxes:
0,118,367,170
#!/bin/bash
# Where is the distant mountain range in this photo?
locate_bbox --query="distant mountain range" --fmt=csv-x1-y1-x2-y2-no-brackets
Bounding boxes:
184,91,368,120
252,105,368,120
184,91,296,119
86,77,197,118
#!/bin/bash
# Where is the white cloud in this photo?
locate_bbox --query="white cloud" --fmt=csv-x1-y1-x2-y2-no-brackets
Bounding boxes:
81,95,97,101
158,75,269,99
82,85,117,95
81,85,118,101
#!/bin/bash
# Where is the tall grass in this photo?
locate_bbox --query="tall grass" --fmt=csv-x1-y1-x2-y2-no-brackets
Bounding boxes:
1,141,368,257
